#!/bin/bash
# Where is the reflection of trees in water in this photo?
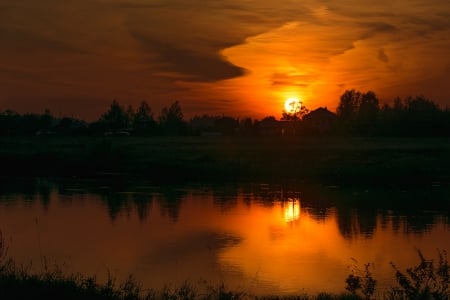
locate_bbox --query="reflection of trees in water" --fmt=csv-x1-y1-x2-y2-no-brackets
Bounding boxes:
334,188,450,237
0,177,55,209
252,183,284,205
299,187,334,221
132,193,153,222
35,178,53,211
99,191,128,221
157,187,188,222
381,213,438,234
335,208,377,238
212,184,239,212
0,178,449,235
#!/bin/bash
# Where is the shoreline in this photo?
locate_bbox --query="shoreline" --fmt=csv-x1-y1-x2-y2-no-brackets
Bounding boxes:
1,136,450,186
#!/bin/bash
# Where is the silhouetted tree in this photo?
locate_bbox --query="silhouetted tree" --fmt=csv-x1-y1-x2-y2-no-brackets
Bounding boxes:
337,89,361,121
393,96,404,112
356,91,380,134
359,91,379,119
0,110,20,136
281,105,309,121
405,95,439,114
40,109,54,130
159,101,187,135
100,100,131,130
403,96,442,135
239,117,254,135
133,101,156,135
126,104,134,124
378,95,445,136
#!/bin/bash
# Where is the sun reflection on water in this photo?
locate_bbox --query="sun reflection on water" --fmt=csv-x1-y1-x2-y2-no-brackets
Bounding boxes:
283,198,301,223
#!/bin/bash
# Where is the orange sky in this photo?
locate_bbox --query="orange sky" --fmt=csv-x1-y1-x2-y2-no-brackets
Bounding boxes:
1,0,450,120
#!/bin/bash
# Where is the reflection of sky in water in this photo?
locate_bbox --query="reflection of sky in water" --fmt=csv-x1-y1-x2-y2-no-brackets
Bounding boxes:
0,180,449,296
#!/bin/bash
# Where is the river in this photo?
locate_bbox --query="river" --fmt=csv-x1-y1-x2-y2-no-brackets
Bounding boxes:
0,177,449,296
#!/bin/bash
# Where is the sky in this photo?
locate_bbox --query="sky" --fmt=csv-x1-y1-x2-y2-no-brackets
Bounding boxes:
1,0,450,120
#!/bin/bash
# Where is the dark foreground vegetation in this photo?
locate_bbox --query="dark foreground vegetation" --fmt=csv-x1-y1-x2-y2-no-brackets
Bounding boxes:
0,232,448,299
1,136,450,186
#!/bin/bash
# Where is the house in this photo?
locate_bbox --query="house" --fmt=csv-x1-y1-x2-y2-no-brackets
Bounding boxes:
257,117,283,136
302,107,337,134
54,117,88,135
190,115,239,136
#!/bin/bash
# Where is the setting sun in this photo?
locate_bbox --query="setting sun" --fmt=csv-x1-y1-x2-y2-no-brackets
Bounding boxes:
284,97,301,114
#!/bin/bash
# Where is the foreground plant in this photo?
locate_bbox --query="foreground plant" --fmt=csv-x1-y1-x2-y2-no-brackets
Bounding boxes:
386,249,449,300
345,260,377,300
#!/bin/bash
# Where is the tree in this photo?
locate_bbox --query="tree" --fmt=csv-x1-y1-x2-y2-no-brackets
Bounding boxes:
100,100,130,130
159,101,187,135
133,101,156,134
405,95,439,114
281,105,309,121
359,91,379,119
393,96,404,112
239,117,254,135
357,91,380,134
0,110,19,136
378,95,443,136
337,89,361,121
39,109,54,130
404,96,442,135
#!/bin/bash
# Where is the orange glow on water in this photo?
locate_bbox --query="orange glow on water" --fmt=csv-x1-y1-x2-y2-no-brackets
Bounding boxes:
283,199,301,223
0,185,449,296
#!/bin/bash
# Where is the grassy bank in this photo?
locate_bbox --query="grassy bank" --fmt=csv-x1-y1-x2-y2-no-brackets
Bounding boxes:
1,136,450,185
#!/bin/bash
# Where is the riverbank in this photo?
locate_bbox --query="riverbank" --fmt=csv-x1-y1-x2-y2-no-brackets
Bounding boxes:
1,136,450,186
0,265,360,300
0,247,448,299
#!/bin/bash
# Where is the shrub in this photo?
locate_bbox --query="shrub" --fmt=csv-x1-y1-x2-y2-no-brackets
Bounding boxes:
386,249,449,300
345,260,377,300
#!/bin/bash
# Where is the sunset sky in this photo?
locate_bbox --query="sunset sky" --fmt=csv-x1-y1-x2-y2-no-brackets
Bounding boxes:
1,0,450,120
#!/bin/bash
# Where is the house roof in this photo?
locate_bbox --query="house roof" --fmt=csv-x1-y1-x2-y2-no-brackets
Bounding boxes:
303,107,337,120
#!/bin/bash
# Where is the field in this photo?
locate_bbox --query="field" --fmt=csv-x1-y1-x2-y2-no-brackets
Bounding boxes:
1,136,450,186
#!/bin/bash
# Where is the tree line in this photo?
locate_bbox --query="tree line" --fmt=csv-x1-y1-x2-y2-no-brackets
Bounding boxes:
0,100,188,136
1,90,450,136
335,89,450,136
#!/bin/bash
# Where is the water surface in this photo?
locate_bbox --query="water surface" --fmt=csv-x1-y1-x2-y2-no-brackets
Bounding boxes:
0,178,449,295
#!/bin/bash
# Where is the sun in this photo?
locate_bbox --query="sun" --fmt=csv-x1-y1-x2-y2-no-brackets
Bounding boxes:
284,97,301,114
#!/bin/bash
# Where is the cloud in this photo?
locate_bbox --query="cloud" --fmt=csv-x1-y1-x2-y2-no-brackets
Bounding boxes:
378,48,389,63
0,28,87,54
271,73,312,87
1,0,450,118
129,31,247,82
359,22,397,39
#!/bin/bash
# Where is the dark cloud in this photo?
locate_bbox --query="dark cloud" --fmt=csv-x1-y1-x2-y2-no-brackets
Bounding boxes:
0,28,87,54
403,15,450,34
378,48,389,63
358,22,397,39
366,22,397,33
130,31,247,82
